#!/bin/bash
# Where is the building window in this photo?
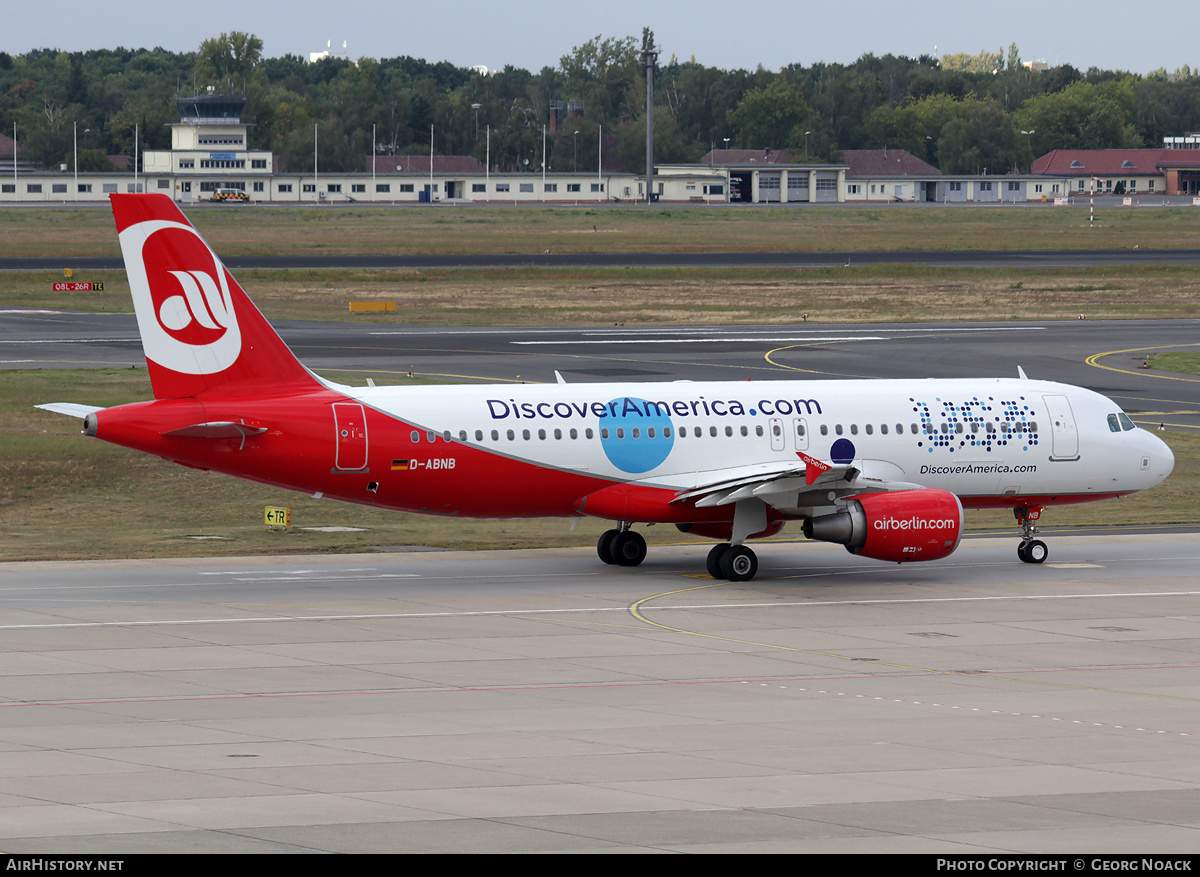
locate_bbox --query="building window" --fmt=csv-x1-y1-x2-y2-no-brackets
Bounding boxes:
52,184,67,193
399,184,414,192
103,183,118,193
327,184,341,193
253,182,264,192
979,181,993,192
544,184,557,193
78,184,91,193
278,184,293,193
28,184,42,193
179,159,194,169
352,184,366,193
200,160,245,169
376,184,390,193
303,184,315,192
520,183,533,193
567,183,580,192
949,182,962,191
590,183,605,192
157,179,170,189
1007,182,1020,191
847,184,860,194
472,183,486,192
251,159,266,169
1,184,13,193
496,183,510,192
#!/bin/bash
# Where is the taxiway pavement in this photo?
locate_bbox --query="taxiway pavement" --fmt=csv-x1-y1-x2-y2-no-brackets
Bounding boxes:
1,535,1198,852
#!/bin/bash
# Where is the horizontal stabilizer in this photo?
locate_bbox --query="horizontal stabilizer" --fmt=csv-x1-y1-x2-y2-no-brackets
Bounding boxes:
36,402,104,418
163,421,268,439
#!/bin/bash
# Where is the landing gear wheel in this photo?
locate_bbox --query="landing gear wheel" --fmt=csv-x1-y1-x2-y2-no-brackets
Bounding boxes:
597,529,620,565
719,545,759,582
1017,540,1028,563
610,531,647,567
1017,537,1046,566
707,543,731,578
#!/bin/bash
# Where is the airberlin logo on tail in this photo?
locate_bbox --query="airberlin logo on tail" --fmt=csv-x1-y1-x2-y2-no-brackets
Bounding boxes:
118,219,242,375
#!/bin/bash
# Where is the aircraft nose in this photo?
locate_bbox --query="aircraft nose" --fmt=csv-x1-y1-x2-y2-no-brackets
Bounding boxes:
1143,430,1174,486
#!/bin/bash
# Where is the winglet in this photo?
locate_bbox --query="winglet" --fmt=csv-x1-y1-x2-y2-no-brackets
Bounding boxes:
1017,366,1028,380
797,451,831,485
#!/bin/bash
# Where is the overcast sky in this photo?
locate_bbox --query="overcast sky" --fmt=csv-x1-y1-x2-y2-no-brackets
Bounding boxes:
7,0,1198,76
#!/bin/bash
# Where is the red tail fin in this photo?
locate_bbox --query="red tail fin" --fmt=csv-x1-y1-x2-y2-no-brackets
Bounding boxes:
111,194,319,399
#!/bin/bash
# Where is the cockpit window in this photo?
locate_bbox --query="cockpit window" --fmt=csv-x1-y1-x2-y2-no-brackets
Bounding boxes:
1107,413,1121,433
1119,413,1136,431
1109,412,1137,431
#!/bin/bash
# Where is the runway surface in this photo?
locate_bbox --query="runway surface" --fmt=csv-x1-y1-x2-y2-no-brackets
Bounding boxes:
4,313,1200,851
1,535,1199,852
7,313,1200,433
7,247,1200,272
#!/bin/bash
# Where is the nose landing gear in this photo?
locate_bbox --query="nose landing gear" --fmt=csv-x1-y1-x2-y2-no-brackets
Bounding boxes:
1014,506,1048,564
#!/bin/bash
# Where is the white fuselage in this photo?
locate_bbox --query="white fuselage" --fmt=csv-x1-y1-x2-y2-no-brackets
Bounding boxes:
339,376,1173,511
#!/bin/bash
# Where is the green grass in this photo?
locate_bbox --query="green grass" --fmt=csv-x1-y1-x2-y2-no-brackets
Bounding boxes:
8,263,1200,325
4,202,1200,258
1148,352,1200,376
1,368,1193,562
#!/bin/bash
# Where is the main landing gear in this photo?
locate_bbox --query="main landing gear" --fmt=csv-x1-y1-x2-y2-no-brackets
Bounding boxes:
1014,506,1048,564
597,501,769,582
597,524,647,567
705,542,758,582
595,526,760,581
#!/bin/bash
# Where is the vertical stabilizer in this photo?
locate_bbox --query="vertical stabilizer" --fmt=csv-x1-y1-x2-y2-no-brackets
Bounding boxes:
111,194,319,399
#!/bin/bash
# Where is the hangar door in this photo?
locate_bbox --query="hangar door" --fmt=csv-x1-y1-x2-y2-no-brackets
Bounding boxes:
813,172,839,202
787,173,809,202
758,171,781,202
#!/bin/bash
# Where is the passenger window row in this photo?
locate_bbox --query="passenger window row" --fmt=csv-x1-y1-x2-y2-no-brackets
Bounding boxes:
408,424,779,443
407,419,1041,445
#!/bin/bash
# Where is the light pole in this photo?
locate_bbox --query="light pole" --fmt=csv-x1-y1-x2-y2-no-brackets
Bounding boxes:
472,103,482,136
642,43,659,202
804,130,811,161
573,130,579,173
1021,129,1035,171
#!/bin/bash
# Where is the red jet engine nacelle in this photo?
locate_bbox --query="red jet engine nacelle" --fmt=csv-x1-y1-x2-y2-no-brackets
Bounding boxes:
802,488,964,563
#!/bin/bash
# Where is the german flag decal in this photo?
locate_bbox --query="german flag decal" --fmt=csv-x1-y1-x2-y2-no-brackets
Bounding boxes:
391,459,410,471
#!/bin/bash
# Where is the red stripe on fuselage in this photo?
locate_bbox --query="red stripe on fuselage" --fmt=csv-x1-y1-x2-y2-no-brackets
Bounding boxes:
91,389,637,518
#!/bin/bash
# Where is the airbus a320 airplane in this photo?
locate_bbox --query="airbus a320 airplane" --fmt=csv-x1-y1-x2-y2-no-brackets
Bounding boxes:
39,195,1174,581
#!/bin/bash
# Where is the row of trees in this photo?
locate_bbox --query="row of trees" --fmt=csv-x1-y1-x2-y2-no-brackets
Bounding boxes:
3,34,1200,176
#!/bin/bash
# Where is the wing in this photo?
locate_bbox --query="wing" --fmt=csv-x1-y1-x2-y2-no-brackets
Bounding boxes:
671,451,924,513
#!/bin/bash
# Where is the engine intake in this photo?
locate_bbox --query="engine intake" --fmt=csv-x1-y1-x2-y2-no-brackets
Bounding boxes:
803,488,963,563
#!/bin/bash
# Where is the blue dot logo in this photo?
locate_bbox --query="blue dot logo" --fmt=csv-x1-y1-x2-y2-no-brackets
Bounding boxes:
600,397,675,473
830,438,856,464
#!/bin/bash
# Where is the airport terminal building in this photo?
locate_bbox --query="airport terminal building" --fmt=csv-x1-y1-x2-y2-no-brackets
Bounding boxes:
5,96,1200,206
